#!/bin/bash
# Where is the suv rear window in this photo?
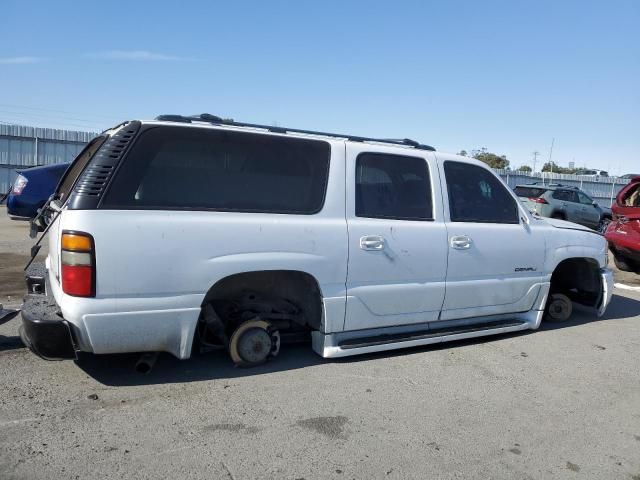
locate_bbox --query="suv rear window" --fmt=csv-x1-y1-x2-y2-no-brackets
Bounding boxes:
513,186,547,198
101,127,330,214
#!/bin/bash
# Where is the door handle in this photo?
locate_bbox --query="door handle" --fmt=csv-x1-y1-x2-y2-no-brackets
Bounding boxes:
450,235,472,250
360,235,385,251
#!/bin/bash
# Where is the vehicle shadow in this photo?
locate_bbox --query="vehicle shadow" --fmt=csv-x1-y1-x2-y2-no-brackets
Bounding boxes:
76,293,640,387
540,293,640,331
76,343,325,387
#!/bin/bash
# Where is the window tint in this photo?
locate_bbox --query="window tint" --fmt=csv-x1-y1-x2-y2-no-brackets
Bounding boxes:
56,136,107,202
101,127,330,214
552,189,580,203
356,153,432,221
577,191,593,205
513,186,547,198
444,161,518,224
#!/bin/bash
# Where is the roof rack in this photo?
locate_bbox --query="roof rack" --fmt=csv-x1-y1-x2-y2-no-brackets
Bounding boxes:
526,182,578,189
155,113,436,151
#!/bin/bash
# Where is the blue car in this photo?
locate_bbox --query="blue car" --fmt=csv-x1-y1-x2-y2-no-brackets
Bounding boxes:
4,163,70,220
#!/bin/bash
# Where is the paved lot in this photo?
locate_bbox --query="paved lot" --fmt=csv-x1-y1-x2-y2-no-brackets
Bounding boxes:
1,206,639,479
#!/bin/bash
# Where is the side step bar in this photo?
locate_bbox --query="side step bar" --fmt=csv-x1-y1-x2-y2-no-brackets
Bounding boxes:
313,319,531,358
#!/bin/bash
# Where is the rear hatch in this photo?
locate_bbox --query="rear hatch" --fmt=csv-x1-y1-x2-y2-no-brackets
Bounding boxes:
513,186,548,213
45,135,108,284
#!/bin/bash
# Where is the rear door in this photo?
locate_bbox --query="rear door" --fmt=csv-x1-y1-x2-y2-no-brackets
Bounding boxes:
49,136,106,284
513,186,547,213
344,145,447,331
439,159,546,320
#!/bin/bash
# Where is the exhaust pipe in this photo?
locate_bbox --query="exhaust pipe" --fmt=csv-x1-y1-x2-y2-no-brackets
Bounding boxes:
135,352,158,374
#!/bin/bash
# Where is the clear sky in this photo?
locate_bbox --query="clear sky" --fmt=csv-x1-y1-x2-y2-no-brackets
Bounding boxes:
1,0,638,174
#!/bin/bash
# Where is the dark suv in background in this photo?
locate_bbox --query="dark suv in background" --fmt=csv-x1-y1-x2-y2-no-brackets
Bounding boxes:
514,183,611,232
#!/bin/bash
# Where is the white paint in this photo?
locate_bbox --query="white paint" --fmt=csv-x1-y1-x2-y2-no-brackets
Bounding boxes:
42,121,614,359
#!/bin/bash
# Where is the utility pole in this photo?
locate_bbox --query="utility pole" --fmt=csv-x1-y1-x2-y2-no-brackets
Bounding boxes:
532,151,540,173
548,138,555,174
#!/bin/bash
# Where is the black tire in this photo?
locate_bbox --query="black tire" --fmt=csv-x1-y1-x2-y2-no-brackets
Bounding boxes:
545,293,573,322
551,212,565,220
613,252,636,272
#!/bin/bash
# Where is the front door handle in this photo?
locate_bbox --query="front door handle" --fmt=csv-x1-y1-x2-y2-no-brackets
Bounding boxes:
360,235,385,251
450,235,472,250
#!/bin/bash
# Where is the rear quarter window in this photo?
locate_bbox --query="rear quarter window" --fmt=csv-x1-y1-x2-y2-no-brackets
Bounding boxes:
56,136,106,202
101,127,331,214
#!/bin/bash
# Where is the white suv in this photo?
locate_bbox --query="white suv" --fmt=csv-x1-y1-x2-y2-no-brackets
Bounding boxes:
20,115,614,366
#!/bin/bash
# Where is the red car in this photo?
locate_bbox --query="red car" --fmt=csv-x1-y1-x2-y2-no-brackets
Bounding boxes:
606,176,640,272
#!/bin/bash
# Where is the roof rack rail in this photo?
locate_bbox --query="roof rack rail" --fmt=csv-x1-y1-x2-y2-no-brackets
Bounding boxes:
154,113,436,151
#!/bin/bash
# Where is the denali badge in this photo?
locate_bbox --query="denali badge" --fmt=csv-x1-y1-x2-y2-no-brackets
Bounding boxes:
515,267,537,272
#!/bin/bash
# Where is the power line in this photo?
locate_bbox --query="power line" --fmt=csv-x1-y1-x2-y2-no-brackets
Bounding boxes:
0,109,110,127
0,103,120,122
0,116,102,132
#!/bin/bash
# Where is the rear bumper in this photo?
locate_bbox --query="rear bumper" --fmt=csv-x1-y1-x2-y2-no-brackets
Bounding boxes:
20,294,77,360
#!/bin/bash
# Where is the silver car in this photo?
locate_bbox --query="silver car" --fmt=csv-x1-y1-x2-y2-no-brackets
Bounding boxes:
513,183,611,231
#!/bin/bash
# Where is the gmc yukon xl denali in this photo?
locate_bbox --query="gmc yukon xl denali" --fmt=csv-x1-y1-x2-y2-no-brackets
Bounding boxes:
20,115,614,366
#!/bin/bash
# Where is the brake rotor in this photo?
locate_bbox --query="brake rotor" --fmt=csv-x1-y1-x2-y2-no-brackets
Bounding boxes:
229,319,280,367
546,293,573,322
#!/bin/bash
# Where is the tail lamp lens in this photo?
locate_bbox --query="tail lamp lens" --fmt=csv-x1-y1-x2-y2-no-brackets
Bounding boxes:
529,197,548,204
61,232,95,297
12,174,28,195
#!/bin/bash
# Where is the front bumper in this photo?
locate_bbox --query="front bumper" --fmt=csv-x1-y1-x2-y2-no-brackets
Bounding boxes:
20,293,77,360
597,268,614,318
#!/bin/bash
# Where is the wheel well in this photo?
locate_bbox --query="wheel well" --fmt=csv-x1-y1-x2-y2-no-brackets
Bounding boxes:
551,211,566,219
550,258,601,307
200,270,324,337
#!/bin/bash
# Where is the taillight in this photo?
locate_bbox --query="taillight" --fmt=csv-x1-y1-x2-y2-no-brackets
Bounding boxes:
61,232,95,297
529,197,548,204
12,174,28,195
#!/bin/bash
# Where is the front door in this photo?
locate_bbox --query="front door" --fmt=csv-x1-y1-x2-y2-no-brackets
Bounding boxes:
577,191,601,228
439,160,546,321
344,145,448,331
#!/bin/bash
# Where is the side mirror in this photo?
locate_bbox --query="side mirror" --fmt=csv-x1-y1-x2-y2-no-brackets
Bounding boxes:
592,201,598,207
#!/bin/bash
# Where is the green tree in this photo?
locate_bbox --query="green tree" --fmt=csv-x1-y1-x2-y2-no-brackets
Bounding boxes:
541,162,578,174
457,150,468,157
517,165,532,172
473,150,510,170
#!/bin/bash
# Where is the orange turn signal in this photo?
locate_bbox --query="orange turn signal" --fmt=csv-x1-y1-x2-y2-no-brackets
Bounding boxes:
61,233,93,252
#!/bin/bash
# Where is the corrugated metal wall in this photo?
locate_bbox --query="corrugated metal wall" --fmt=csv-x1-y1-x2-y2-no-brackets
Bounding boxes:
0,124,97,168
0,124,631,207
496,169,628,207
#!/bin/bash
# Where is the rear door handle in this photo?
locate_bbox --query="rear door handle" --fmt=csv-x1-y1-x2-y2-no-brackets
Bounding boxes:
360,235,385,251
450,235,472,250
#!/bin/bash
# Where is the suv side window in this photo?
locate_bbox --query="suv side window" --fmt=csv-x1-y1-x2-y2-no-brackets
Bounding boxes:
552,189,579,203
101,127,330,214
577,191,593,205
356,153,432,221
444,161,518,224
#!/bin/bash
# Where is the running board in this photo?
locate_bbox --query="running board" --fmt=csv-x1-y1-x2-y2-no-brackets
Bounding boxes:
313,319,531,359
